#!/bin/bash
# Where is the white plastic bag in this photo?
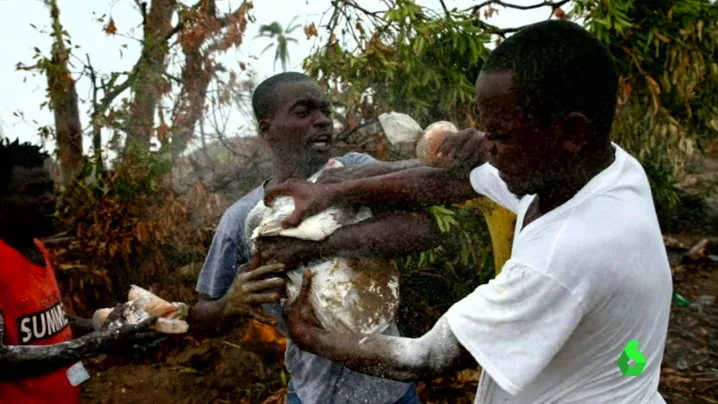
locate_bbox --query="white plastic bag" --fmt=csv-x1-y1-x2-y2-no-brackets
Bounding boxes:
247,159,400,334
378,112,424,146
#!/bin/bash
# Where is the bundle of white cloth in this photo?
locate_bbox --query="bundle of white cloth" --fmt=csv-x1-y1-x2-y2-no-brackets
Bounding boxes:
244,159,400,334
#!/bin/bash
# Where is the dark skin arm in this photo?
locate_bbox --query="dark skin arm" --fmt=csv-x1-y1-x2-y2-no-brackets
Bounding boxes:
255,210,442,267
284,271,477,381
188,255,287,338
0,305,158,382
315,159,424,184
266,166,477,228
67,314,95,338
265,128,491,228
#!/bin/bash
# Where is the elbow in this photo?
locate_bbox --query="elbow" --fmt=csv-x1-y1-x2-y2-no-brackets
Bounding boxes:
412,212,443,250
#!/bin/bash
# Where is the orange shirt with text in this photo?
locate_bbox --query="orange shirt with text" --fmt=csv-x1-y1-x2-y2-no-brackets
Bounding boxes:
0,238,80,404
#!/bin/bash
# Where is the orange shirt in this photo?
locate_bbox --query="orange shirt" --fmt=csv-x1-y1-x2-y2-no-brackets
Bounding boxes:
0,238,81,404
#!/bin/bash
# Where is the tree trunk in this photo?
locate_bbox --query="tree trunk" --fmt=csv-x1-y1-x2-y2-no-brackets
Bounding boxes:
169,48,213,161
123,0,177,164
46,0,83,187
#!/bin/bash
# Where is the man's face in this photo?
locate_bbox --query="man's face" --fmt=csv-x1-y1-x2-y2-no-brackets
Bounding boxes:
476,72,579,197
262,80,334,166
0,166,56,238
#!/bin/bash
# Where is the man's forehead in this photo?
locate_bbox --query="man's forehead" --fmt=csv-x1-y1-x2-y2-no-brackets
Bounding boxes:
275,81,327,107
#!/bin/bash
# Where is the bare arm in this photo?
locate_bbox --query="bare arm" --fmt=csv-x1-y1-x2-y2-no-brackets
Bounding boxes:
67,314,95,338
319,210,441,258
285,272,477,381
307,316,476,381
0,311,156,382
316,159,424,184
187,295,245,339
265,128,492,227
265,166,477,228
256,210,442,266
332,166,477,207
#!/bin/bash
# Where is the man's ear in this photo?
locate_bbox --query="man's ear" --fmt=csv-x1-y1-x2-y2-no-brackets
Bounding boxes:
259,119,272,141
558,112,592,154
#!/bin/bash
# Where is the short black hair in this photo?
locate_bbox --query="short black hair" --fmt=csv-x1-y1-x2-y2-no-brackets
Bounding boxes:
0,138,50,195
482,20,619,138
252,72,313,121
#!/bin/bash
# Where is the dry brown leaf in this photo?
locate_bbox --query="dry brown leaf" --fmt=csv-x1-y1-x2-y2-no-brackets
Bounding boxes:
104,18,117,35
304,23,318,39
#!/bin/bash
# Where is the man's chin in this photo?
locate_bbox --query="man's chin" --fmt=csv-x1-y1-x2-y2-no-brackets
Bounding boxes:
504,180,532,198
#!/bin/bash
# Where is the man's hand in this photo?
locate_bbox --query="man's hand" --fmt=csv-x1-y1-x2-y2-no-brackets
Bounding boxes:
438,128,492,169
264,179,335,228
100,304,161,352
223,254,287,326
255,236,319,268
283,269,322,349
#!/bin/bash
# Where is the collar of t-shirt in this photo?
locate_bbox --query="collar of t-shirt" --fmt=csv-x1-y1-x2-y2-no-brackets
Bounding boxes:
517,144,622,234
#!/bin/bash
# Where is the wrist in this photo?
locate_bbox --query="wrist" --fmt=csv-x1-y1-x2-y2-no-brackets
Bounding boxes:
323,183,345,206
218,295,245,320
293,323,325,352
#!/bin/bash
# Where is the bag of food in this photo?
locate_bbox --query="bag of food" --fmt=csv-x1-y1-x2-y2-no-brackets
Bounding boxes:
246,159,400,335
91,286,189,334
416,121,459,168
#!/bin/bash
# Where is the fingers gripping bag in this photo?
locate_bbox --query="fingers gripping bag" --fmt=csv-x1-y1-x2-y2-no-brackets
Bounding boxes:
245,159,400,334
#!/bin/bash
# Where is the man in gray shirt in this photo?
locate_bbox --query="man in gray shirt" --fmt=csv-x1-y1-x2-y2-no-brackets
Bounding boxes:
188,72,442,404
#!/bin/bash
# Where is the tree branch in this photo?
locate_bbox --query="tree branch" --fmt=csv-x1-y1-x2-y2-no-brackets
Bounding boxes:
470,0,571,14
439,0,450,17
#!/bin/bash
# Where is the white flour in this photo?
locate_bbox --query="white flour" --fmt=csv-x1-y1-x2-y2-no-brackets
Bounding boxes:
388,315,460,372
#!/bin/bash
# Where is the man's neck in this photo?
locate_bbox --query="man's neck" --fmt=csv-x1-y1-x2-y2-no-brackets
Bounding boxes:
536,143,616,214
272,155,325,184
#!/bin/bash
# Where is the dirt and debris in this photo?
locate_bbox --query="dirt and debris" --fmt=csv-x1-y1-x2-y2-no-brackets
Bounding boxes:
81,327,287,404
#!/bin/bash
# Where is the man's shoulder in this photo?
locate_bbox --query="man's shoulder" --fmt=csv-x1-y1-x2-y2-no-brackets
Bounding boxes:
216,186,265,235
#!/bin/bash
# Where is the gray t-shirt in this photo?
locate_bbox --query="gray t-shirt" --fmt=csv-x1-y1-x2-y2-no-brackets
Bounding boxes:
196,152,412,404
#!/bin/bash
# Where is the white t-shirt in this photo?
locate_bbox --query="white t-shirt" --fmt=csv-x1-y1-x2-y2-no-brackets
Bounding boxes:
446,144,672,404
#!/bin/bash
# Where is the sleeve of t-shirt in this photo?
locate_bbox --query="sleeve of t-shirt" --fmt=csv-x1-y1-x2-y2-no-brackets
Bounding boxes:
446,259,586,395
469,163,520,214
195,229,249,299
336,152,377,168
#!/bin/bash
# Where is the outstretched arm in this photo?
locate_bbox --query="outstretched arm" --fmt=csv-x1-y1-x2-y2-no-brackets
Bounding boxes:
256,210,442,266
265,166,477,228
284,271,477,381
67,314,95,338
316,159,424,184
0,310,156,382
264,128,491,227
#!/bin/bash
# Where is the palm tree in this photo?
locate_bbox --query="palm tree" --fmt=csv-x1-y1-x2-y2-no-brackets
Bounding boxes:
255,16,301,72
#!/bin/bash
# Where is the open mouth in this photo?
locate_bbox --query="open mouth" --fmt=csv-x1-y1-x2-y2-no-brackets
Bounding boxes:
309,134,332,150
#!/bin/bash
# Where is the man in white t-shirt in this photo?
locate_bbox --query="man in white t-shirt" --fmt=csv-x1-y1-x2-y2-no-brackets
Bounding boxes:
262,20,672,404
